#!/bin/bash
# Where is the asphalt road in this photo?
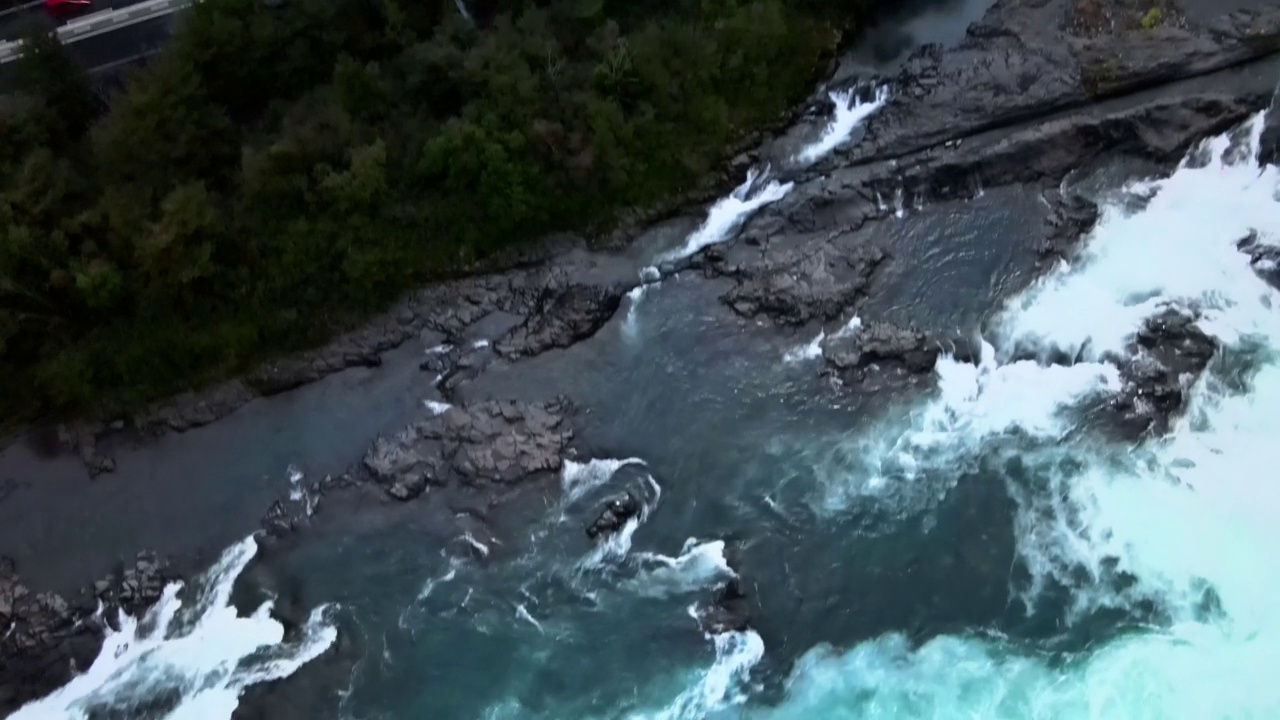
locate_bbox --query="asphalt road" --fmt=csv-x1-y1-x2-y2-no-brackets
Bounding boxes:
0,13,172,89
0,0,161,42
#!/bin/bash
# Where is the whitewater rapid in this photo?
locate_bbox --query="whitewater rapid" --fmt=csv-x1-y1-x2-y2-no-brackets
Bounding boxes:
11,536,337,720
16,94,1279,720
741,112,1280,719
628,84,890,337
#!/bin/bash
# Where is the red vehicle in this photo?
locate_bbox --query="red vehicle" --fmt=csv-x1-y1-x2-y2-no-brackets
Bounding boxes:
43,0,92,20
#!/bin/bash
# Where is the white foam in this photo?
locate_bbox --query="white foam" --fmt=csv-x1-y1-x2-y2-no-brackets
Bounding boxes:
287,464,304,501
795,85,890,165
834,315,863,338
424,399,452,415
561,457,647,506
577,475,663,570
783,329,826,363
515,604,545,634
783,315,862,363
803,341,1119,515
624,282,661,341
418,564,458,601
742,112,1280,720
630,629,765,720
11,536,337,720
660,167,794,263
459,532,491,558
628,539,737,597
997,118,1278,360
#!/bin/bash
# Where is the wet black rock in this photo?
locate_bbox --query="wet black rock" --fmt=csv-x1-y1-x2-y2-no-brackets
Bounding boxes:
823,321,940,378
55,424,116,478
1109,309,1218,435
260,472,358,539
695,579,752,635
1260,104,1280,167
0,553,176,716
830,0,1280,169
1074,5,1280,100
586,493,642,541
715,238,887,325
121,265,562,439
1039,191,1101,264
496,284,624,358
1237,230,1280,290
363,400,574,501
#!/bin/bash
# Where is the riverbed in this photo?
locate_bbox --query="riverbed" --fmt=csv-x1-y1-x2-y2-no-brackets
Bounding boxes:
5,0,1280,718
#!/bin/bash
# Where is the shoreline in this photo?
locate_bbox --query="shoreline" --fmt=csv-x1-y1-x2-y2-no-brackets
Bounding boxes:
6,0,1279,472
4,0,1280,713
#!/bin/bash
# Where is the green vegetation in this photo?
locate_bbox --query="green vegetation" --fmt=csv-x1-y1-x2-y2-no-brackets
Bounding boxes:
1140,7,1163,30
0,0,880,421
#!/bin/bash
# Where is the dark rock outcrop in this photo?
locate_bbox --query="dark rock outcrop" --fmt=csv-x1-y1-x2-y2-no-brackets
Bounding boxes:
496,284,624,358
55,0,1280,475
260,472,361,539
0,553,175,716
55,424,116,478
1260,104,1280,167
586,494,642,541
1039,191,1101,264
819,321,941,388
828,0,1280,170
695,579,752,635
717,241,888,325
1108,309,1217,435
1073,5,1280,100
1237,230,1280,290
363,400,574,501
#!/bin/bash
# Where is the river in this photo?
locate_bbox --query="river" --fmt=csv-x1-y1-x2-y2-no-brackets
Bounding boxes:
6,0,1280,718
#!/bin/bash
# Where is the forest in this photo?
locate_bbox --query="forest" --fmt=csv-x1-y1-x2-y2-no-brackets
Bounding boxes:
0,0,882,422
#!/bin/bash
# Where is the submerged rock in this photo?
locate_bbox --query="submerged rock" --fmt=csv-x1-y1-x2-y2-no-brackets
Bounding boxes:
1236,230,1280,291
1260,105,1280,168
586,493,642,541
695,579,752,635
1039,192,1101,264
363,400,574,501
1108,309,1217,436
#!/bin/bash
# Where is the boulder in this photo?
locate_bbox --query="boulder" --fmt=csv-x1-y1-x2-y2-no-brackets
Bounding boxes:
1108,309,1217,436
721,244,887,325
695,579,752,635
496,284,623,358
823,321,939,377
586,494,643,541
363,400,574,500
0,552,176,716
1237,231,1280,290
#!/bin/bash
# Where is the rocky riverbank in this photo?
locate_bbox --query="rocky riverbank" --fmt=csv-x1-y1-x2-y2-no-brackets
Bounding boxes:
4,0,1280,713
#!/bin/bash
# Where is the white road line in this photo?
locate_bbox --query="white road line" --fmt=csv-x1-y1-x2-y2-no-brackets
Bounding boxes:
0,0,189,63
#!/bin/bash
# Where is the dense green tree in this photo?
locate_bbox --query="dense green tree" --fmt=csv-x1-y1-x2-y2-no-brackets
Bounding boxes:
12,29,96,145
0,0,888,422
93,54,239,193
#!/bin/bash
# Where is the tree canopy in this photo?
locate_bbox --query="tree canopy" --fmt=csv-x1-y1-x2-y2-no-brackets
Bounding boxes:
0,0,883,422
